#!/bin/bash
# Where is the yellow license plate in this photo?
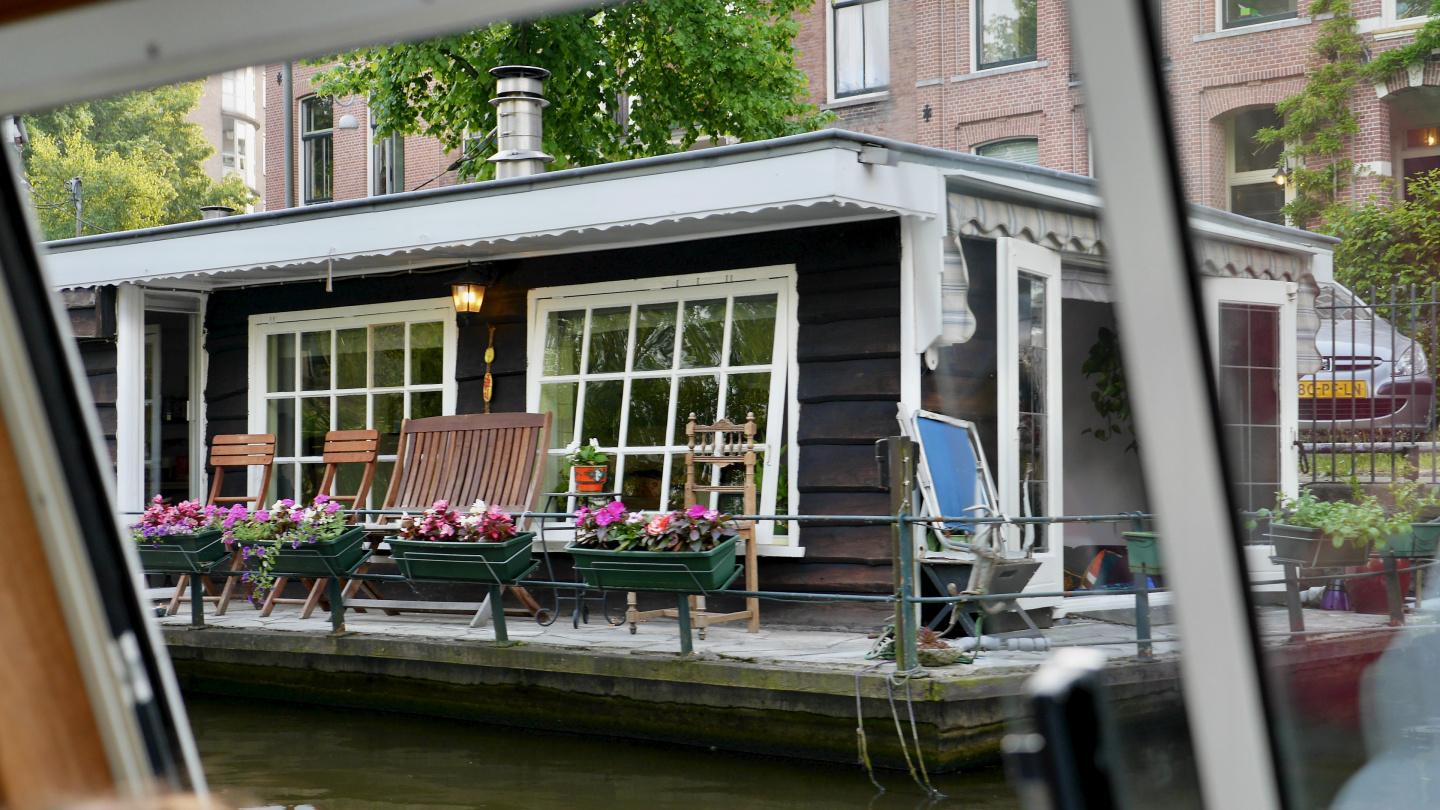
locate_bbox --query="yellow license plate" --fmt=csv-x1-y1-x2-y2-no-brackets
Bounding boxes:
1299,380,1368,398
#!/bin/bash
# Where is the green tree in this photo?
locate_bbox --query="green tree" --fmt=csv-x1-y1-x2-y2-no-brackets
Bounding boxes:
1328,170,1440,293
310,0,829,179
22,81,254,240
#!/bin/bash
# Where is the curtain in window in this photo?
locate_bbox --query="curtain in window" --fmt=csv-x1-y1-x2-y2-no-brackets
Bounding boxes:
862,1,889,90
834,4,865,95
941,235,976,345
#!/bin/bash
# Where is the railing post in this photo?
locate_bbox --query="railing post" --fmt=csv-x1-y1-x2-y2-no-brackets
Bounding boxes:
888,435,918,671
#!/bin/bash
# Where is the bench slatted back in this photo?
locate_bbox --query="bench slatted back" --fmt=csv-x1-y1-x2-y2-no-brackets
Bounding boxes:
206,433,276,508
381,414,553,521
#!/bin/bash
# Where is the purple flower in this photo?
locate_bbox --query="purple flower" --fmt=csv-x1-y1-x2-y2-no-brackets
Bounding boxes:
595,510,614,527
686,503,708,519
605,501,626,516
254,510,270,522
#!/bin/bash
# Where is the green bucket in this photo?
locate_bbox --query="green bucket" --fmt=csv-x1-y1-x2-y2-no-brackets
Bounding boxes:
1382,523,1440,558
1122,531,1163,575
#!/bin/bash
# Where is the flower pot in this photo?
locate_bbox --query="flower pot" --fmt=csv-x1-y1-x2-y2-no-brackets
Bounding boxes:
1382,523,1440,558
1268,523,1372,568
1122,532,1163,575
388,532,536,584
1346,557,1412,614
242,526,368,578
573,465,609,492
136,529,228,572
567,536,739,593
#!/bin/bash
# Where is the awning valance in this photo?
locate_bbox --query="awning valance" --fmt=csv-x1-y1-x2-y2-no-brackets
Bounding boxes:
948,193,1105,257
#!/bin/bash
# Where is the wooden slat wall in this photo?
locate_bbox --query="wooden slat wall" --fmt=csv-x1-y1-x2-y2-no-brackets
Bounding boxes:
204,220,906,595
61,288,118,465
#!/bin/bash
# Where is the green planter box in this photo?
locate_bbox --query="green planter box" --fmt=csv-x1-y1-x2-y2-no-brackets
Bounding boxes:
389,532,536,584
1122,532,1163,575
1382,523,1440,558
1269,522,1372,568
243,526,368,578
136,529,228,572
567,536,739,593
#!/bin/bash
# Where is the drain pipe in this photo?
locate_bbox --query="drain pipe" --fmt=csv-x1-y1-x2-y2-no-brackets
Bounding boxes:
487,65,554,179
282,62,295,208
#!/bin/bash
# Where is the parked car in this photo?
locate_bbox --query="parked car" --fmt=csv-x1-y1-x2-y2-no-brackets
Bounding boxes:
1301,282,1435,439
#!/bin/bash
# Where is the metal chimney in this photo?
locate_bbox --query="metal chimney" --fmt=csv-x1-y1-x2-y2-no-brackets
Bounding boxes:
487,65,554,179
199,205,235,220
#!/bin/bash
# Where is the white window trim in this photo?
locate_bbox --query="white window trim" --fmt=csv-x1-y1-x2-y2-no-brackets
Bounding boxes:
1381,0,1434,29
971,0,1040,74
973,136,1041,164
1215,0,1301,33
1226,115,1292,221
526,265,803,554
246,297,458,501
996,238,1064,606
1397,123,1440,198
826,0,890,104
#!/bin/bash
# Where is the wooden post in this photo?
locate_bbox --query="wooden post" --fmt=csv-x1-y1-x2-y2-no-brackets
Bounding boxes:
888,436,918,671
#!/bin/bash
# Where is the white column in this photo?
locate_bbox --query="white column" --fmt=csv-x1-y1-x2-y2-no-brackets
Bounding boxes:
114,283,145,512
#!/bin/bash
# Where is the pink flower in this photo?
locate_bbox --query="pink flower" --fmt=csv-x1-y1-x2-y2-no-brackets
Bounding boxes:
686,503,708,519
606,501,626,517
314,494,330,505
646,514,672,536
433,500,450,511
705,509,719,522
595,510,615,527
254,510,270,522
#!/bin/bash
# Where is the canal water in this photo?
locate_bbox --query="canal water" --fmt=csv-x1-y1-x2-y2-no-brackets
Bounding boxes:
188,695,1022,809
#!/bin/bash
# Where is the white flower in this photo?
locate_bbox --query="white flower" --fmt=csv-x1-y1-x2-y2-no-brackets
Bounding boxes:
471,499,488,514
589,438,599,448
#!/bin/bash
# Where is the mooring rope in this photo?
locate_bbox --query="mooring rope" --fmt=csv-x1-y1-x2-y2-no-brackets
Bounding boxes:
887,670,945,800
855,662,888,793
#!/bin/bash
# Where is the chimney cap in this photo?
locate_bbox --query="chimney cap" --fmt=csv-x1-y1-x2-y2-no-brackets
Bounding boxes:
200,205,235,220
489,65,551,81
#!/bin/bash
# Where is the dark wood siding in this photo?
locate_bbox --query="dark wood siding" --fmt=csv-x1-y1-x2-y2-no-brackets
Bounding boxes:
204,219,904,593
63,287,118,463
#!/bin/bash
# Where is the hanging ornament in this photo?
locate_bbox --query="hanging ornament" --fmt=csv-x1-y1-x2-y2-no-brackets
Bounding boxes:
483,324,496,414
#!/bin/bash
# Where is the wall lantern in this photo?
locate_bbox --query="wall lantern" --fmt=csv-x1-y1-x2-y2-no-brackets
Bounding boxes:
337,113,360,130
1272,166,1290,186
451,265,494,323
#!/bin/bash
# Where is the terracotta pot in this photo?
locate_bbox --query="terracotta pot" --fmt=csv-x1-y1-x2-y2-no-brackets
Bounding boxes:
1346,558,1411,615
573,465,608,492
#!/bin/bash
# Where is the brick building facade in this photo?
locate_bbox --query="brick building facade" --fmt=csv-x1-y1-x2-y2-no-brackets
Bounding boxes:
799,0,1440,222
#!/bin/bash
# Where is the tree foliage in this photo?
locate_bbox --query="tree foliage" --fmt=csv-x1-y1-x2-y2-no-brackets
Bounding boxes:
22,82,254,240
1328,170,1440,292
310,0,829,179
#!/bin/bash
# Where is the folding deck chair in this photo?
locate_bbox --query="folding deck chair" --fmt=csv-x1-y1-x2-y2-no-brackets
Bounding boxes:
343,413,552,625
167,433,275,616
899,408,1043,635
259,430,380,618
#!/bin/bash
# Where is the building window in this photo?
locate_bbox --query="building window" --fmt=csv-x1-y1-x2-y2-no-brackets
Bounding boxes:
1395,0,1430,19
975,137,1040,165
1223,0,1297,29
301,96,333,204
977,0,1037,70
220,68,256,119
372,132,405,196
833,0,889,97
250,300,456,508
1402,125,1440,201
221,115,256,189
1218,302,1282,513
1227,108,1286,225
529,269,795,544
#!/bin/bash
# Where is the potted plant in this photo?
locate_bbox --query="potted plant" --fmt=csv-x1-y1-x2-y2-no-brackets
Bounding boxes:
1260,489,1404,568
225,495,365,601
388,500,536,583
565,438,611,492
131,495,229,571
566,501,741,592
1381,475,1440,559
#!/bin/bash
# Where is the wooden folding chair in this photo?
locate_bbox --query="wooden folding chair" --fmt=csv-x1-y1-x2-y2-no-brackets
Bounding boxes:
259,430,379,618
167,433,275,617
626,412,761,636
343,413,553,623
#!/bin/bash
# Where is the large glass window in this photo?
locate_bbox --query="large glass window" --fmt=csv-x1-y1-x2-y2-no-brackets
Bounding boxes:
1228,108,1286,225
253,302,452,507
1218,303,1281,513
833,0,889,97
301,96,333,204
219,67,256,118
975,137,1040,165
1396,0,1430,18
977,0,1037,70
1223,0,1297,28
531,275,792,542
221,115,256,189
372,131,405,196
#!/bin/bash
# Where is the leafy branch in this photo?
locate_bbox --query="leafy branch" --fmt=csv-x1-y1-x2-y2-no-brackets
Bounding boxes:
1080,327,1137,453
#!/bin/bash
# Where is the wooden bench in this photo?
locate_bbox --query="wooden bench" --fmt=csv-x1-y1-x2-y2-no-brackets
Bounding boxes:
343,412,553,623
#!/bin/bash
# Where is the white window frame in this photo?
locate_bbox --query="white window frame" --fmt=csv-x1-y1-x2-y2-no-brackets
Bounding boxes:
1217,0,1299,30
996,238,1063,605
246,297,458,504
973,137,1041,165
300,95,333,206
973,0,1039,73
221,115,256,190
1385,0,1434,26
827,0,890,104
1201,277,1299,502
1226,112,1291,223
526,265,802,553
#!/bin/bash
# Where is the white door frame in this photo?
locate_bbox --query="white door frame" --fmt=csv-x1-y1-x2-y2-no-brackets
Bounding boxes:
996,237,1064,604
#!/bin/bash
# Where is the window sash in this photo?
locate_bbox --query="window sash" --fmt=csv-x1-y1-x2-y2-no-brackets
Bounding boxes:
833,0,889,97
529,272,794,542
977,0,1038,70
1222,0,1297,28
976,138,1040,165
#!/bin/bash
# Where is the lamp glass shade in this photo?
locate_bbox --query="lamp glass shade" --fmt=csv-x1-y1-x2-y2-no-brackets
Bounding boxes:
1273,167,1288,186
452,282,485,314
